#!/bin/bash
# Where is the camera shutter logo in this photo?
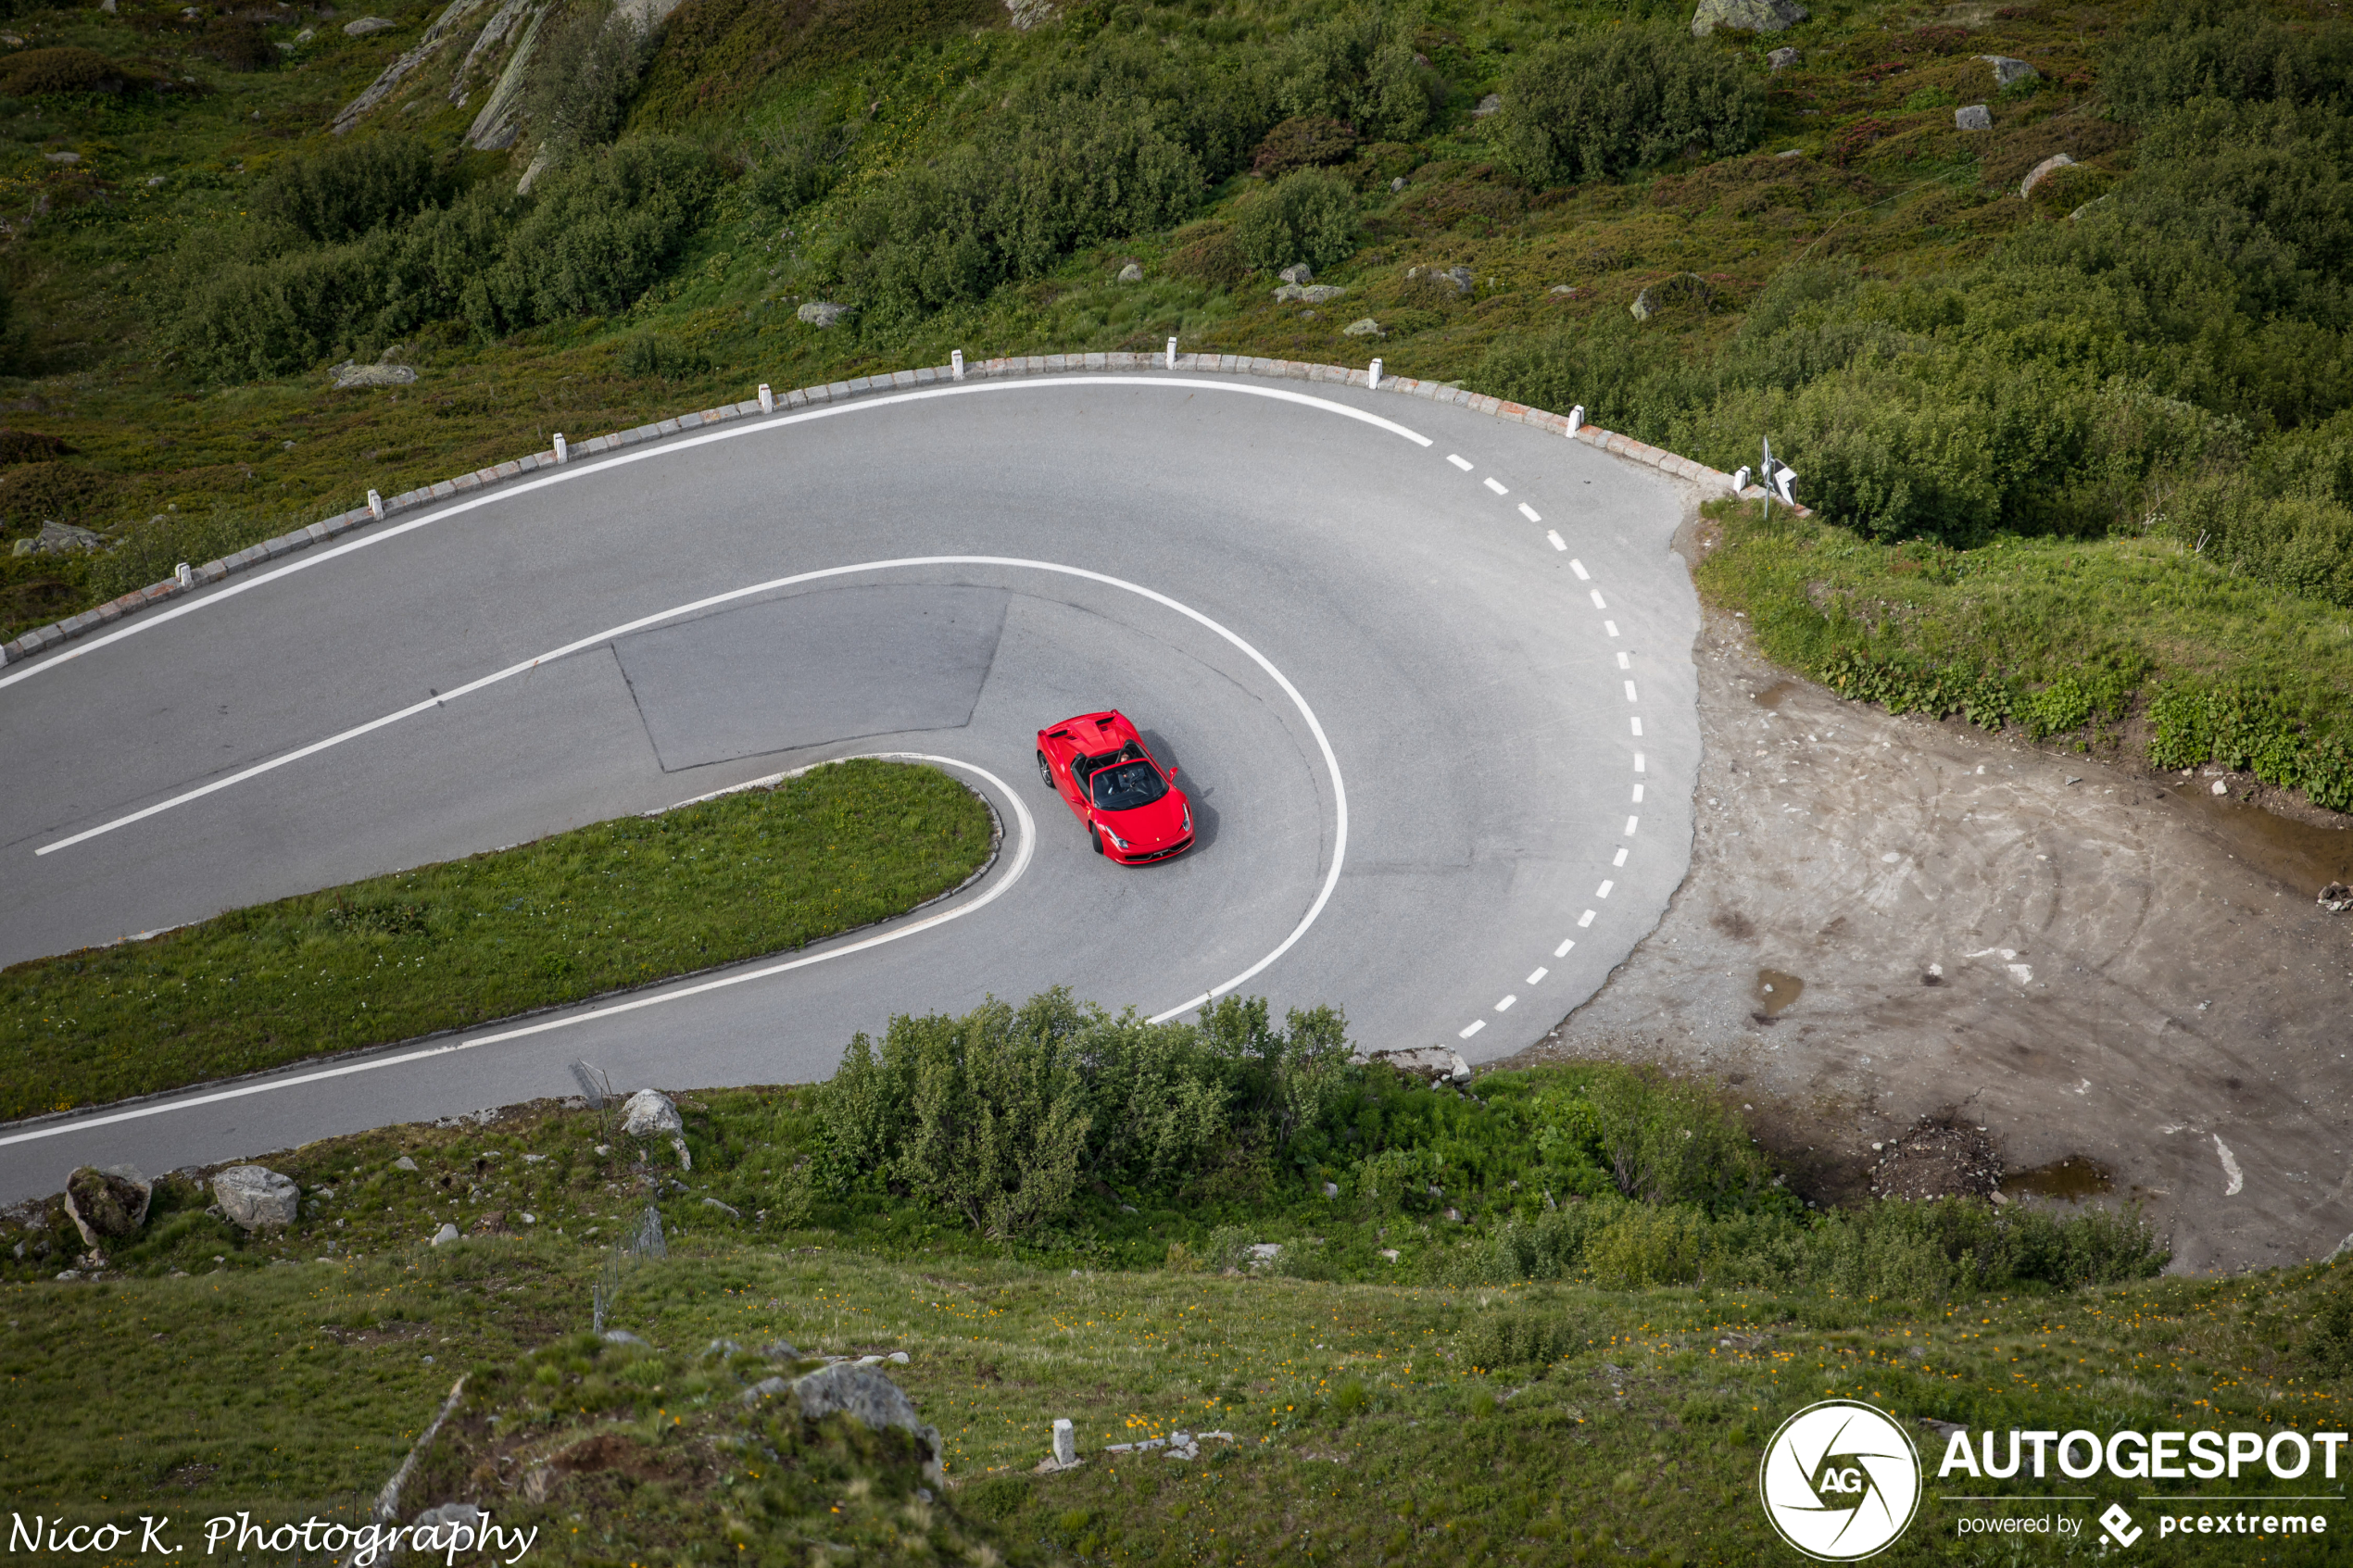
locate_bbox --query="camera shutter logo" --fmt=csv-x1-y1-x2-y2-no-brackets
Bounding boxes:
1758,1400,1922,1560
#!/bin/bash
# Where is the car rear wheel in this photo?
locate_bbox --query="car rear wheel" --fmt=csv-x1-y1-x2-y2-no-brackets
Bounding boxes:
1036,751,1053,790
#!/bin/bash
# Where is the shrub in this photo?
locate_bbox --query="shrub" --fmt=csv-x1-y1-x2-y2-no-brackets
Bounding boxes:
526,0,659,157
1275,6,1439,144
1492,25,1764,187
1460,1309,1581,1371
0,46,133,95
1251,115,1358,178
255,133,445,245
1586,1204,1705,1287
2101,0,2353,124
618,331,711,379
1164,220,1249,289
197,18,276,72
1230,167,1359,274
749,109,858,215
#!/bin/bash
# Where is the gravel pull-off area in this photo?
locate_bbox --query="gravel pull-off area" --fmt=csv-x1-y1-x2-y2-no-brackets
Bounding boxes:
1503,513,2353,1276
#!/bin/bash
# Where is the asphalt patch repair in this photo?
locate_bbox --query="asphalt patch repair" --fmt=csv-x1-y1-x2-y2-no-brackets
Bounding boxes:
1496,508,2353,1276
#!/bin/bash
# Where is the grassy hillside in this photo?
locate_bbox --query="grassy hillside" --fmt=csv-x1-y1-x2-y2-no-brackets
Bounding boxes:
0,1034,2344,1563
6,0,2353,809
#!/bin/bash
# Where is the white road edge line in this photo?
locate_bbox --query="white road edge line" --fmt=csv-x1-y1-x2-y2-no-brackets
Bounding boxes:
0,375,1433,696
0,754,1034,1150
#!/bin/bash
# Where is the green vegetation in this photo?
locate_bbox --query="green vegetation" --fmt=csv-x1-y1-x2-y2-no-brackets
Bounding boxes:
0,1046,2329,1563
0,759,991,1121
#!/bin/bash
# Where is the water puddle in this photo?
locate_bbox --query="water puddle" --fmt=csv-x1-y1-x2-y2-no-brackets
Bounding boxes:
1755,969,1806,1017
1753,680,1801,710
2006,1156,2115,1201
2158,784,2353,897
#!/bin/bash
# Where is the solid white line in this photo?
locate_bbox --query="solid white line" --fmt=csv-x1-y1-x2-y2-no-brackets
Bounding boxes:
1590,589,1608,609
1494,994,1516,1011
1458,1019,1485,1038
1554,940,1574,959
1525,967,1547,985
1483,478,1508,495
1625,814,1639,834
1569,559,1591,581
1604,621,1619,637
1612,847,1628,868
1624,680,1639,702
0,374,1433,695
1577,910,1596,928
1447,454,1473,471
1596,880,1615,898
1520,504,1541,523
0,753,1035,1150
1546,531,1567,552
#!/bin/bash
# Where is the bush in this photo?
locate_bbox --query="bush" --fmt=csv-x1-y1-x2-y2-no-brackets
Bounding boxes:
1230,167,1359,275
0,46,134,95
2101,0,2353,124
749,109,858,215
255,133,445,245
618,331,711,379
1492,25,1764,187
1164,220,1249,289
526,0,659,157
1275,6,1439,144
1252,115,1358,178
1460,1308,1581,1371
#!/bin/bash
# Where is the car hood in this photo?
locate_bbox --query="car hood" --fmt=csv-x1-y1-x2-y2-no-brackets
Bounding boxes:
1099,788,1189,844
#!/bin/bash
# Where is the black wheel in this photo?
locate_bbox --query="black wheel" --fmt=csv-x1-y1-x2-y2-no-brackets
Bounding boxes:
1036,750,1054,790
1089,827,1105,856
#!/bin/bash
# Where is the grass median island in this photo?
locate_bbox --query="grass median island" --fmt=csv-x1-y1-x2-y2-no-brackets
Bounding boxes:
0,1035,2336,1563
0,759,993,1123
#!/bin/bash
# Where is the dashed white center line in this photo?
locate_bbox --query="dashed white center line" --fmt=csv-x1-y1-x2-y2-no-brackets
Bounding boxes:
1569,559,1591,581
1484,477,1509,495
1617,651,1631,669
1596,880,1615,898
1624,680,1639,702
1590,589,1608,609
1612,847,1628,868
1631,784,1644,802
1630,717,1643,736
1459,1019,1486,1038
1578,910,1597,928
1447,454,1473,471
1520,503,1542,522
1554,939,1576,958
1495,994,1517,1011
1625,814,1640,834
1547,530,1567,551
1526,967,1548,985
1604,620,1619,637
1634,752,1646,772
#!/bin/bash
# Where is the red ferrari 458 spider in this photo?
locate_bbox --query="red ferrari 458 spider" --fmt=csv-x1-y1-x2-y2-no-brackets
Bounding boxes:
1034,710,1195,865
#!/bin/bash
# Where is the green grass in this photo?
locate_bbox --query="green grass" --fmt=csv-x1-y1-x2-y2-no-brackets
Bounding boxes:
0,759,992,1121
0,1085,2343,1564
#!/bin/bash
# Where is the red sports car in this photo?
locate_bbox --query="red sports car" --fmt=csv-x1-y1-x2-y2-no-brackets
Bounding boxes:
1034,710,1195,865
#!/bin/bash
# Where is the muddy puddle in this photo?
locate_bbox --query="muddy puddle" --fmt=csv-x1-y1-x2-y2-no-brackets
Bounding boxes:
1755,969,1805,1017
2158,784,2353,897
2006,1156,2115,1201
1752,680,1801,710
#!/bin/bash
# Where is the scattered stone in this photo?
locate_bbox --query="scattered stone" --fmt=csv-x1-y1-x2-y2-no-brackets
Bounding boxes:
1955,104,1991,131
1389,175,1406,193
1322,1181,1341,1198
63,1166,150,1248
741,1375,791,1406
211,1166,299,1231
471,1210,508,1234
1273,282,1348,304
701,1196,740,1219
1378,1248,1400,1262
411,1502,481,1536
1979,54,2036,87
797,301,849,328
1051,1417,1076,1467
601,1329,647,1346
1444,1207,1464,1223
1004,0,1054,31
2019,152,2074,199
295,27,314,40
761,1339,802,1360
429,1222,459,1246
1548,284,1577,296
12,521,107,558
1869,1116,2002,1202
1439,264,1474,293
330,361,417,389
2211,779,2230,796
1359,1046,1472,1085
1277,263,1314,285
1689,0,1807,37
393,1156,419,1172
889,1350,910,1364
1630,271,1712,322
1919,1417,1967,1440
1116,262,1142,282
1767,45,1800,70
146,173,169,185
342,14,395,32
621,1088,681,1137
1245,1242,1282,1269
795,1363,945,1484
1341,317,1381,337
2320,883,2353,913
1471,93,1502,117
43,151,79,165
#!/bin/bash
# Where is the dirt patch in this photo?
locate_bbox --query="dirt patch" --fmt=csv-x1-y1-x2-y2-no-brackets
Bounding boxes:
1494,501,2353,1275
1869,1117,2001,1201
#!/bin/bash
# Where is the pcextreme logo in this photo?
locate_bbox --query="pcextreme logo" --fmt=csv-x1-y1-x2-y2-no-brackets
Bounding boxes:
1758,1400,1923,1561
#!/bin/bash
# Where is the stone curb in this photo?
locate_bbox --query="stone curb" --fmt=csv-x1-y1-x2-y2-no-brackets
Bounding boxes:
0,352,1788,669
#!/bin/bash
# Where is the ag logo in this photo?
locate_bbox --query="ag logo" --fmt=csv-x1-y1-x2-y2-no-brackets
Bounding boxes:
1758,1400,1921,1561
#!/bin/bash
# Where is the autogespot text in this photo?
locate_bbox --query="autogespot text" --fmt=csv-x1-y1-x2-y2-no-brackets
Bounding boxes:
1935,1425,2349,1482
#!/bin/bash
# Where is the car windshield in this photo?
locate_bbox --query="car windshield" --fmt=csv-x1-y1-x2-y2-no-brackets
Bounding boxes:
1088,758,1167,811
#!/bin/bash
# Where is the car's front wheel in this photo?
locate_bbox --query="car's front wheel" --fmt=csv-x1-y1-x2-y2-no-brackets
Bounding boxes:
1036,750,1054,790
1088,826,1105,856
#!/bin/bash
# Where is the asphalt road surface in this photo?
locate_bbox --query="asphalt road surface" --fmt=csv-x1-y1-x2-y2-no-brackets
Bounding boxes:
0,371,1697,1199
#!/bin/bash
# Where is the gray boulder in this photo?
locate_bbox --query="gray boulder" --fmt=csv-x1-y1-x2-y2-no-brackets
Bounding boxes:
342,15,396,33
1390,175,1406,193
741,1375,792,1405
2019,152,2074,199
64,1165,150,1248
12,521,107,558
621,1088,681,1137
1768,45,1800,70
1955,104,1992,132
43,151,79,165
1471,93,1502,117
212,1165,298,1230
1690,0,1806,36
429,1223,459,1247
1978,54,2036,87
1277,263,1314,285
1274,282,1348,305
797,301,849,328
1116,262,1142,282
792,1363,944,1484
1341,318,1382,337
331,362,417,389
1361,1046,1472,1085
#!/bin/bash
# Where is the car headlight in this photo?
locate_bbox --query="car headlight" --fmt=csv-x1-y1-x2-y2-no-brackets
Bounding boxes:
1104,828,1131,850
1181,804,1192,835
